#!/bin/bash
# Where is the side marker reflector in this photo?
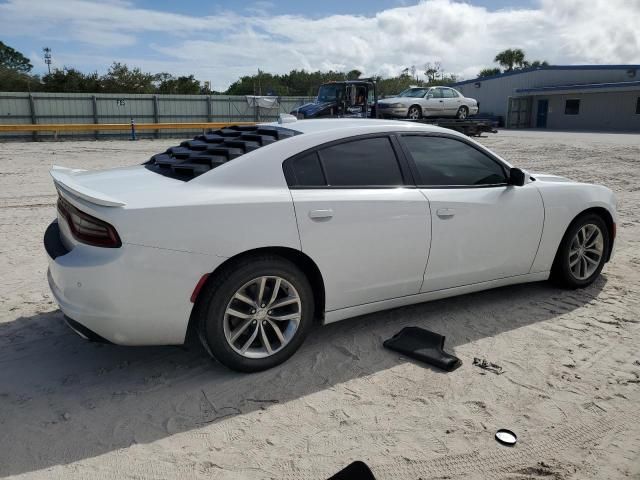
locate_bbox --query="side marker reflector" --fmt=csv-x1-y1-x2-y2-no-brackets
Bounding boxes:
190,274,210,303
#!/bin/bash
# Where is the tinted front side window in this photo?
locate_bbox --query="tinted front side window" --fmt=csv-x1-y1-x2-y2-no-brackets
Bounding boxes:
403,136,507,186
319,137,403,186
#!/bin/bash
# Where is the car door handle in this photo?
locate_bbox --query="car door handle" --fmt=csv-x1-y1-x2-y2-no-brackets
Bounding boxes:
436,208,455,218
309,209,333,219
439,100,444,103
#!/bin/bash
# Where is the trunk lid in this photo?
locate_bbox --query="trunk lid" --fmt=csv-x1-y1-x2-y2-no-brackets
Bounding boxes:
51,165,183,208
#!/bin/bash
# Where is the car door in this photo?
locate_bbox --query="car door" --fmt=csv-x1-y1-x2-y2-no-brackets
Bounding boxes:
421,88,444,117
442,88,462,116
284,134,431,311
398,134,544,292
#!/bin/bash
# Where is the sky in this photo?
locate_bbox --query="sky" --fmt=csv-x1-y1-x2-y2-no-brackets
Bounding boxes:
1,0,639,90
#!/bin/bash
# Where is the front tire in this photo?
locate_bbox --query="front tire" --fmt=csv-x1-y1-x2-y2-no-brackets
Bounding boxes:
197,255,314,372
551,213,610,289
407,105,422,120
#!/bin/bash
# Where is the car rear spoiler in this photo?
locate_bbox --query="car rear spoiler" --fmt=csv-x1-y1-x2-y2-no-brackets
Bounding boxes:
50,166,126,207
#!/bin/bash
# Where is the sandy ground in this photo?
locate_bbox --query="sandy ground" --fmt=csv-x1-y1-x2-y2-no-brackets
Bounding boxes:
1,130,639,479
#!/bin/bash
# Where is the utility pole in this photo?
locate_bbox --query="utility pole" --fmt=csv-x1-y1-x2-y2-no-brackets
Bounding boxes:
257,69,262,95
43,47,52,74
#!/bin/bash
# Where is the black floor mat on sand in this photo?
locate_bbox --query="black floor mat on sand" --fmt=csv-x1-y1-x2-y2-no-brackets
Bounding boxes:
328,461,377,479
383,326,462,371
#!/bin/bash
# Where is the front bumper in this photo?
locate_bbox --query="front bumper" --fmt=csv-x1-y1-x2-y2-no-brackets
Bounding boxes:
44,220,219,346
378,107,408,118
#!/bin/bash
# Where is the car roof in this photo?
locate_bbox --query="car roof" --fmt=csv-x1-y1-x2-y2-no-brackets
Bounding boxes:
145,119,458,182
264,118,452,136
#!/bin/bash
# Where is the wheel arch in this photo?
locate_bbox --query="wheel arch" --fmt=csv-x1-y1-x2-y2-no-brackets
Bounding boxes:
559,206,615,264
574,207,615,262
186,246,326,342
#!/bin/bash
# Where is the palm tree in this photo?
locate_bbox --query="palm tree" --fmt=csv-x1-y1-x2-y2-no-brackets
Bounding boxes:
512,49,526,69
494,48,527,71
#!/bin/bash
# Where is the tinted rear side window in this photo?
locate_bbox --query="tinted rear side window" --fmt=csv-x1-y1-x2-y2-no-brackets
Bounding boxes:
291,151,326,186
318,137,403,187
402,136,507,186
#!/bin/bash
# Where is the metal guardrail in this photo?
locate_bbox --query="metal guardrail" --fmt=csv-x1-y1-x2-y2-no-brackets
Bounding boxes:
0,122,255,132
0,121,257,140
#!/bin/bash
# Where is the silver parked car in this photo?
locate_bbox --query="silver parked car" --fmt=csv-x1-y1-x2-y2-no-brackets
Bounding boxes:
377,86,479,120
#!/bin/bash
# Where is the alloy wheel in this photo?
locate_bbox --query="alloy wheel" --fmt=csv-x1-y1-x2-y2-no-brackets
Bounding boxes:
568,223,604,280
223,276,301,359
408,107,420,120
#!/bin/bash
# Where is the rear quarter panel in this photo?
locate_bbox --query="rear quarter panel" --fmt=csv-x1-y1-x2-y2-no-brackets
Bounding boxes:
102,186,301,260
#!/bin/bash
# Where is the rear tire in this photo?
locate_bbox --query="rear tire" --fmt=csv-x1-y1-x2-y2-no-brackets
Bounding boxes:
551,213,609,289
196,255,314,372
456,106,469,120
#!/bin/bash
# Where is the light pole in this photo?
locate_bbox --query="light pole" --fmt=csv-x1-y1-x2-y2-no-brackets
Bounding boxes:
43,47,52,74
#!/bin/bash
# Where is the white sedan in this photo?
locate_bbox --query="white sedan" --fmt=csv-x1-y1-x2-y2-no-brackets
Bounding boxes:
377,86,479,120
45,118,616,372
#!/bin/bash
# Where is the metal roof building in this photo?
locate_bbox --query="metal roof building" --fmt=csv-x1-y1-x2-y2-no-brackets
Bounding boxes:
452,65,640,131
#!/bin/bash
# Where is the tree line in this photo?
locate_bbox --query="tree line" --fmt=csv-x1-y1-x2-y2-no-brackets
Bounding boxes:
1,41,545,95
226,64,457,97
0,41,459,96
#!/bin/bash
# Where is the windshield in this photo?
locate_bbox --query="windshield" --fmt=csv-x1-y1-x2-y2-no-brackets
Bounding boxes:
317,84,344,102
397,88,429,98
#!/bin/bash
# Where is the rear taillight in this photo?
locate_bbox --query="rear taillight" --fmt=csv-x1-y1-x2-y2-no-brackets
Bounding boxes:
57,196,122,248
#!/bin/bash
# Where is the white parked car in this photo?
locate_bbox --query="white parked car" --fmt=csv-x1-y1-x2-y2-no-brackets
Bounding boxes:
377,86,479,120
45,118,616,372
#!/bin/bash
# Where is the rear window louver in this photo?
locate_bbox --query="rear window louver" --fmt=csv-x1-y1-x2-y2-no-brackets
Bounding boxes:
144,125,300,180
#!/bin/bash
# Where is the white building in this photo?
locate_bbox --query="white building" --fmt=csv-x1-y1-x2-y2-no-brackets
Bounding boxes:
452,65,640,131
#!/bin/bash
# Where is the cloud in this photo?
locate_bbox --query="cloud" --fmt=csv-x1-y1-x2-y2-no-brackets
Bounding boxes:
1,0,639,89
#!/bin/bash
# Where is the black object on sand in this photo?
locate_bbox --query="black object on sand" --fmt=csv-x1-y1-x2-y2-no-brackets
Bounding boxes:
328,461,377,480
383,327,462,371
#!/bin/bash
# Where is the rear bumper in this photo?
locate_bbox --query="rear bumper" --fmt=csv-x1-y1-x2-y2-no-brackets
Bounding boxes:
44,220,219,346
64,315,113,343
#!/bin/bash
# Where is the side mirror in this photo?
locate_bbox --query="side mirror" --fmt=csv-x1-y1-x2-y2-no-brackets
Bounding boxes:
509,167,526,186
